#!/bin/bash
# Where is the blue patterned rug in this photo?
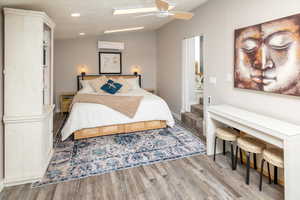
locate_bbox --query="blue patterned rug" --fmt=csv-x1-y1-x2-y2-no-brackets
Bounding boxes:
32,123,206,187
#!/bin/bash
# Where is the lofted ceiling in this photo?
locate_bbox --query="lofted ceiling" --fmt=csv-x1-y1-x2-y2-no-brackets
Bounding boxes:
0,0,207,39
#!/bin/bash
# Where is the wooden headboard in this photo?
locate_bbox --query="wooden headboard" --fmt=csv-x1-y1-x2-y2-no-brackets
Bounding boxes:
77,74,142,91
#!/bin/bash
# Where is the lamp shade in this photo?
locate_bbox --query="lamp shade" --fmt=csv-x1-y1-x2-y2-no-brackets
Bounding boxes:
131,65,141,75
78,64,87,75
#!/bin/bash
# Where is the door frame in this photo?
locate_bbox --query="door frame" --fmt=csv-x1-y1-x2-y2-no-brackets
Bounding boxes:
181,34,207,135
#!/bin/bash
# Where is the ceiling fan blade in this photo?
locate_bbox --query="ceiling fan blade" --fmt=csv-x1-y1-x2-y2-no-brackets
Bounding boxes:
134,13,157,18
156,0,169,11
171,11,194,20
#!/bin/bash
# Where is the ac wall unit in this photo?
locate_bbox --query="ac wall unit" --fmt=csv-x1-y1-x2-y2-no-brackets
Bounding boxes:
98,41,125,50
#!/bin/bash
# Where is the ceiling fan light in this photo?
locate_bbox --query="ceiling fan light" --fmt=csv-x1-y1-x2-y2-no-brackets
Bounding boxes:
71,13,81,17
157,12,171,18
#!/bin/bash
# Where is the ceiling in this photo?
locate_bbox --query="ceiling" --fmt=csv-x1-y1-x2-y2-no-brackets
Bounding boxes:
0,0,207,39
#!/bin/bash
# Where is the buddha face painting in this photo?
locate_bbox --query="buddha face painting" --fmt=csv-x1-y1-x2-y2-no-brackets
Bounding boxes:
234,14,300,96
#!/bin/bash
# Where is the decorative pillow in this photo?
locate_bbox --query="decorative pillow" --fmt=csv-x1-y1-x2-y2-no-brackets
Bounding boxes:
115,77,132,93
101,79,123,94
126,77,140,89
89,76,108,93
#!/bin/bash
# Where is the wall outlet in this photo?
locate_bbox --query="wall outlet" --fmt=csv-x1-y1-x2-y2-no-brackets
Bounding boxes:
208,96,211,105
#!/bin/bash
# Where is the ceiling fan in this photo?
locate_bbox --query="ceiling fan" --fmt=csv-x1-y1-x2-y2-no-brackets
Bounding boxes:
136,0,194,20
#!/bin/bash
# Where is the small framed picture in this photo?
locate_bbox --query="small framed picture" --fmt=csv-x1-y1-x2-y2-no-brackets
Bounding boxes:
99,52,122,74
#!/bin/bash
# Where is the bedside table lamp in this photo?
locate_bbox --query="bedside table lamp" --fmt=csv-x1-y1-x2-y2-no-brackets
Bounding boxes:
131,65,141,76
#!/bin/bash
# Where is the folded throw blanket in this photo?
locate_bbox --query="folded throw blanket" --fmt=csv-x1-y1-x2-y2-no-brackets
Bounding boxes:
70,94,143,118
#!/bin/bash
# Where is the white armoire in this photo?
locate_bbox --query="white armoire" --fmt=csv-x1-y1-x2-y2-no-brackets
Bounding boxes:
3,8,55,186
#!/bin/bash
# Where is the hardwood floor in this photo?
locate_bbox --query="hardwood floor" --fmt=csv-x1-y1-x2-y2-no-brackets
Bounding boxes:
0,115,284,200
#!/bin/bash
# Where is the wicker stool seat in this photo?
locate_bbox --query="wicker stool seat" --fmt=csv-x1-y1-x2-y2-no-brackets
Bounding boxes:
236,136,266,185
263,148,284,168
216,128,238,141
259,148,284,191
214,127,239,170
237,137,265,154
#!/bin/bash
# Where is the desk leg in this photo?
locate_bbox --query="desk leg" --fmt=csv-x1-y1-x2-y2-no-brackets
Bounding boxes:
206,112,223,156
284,135,300,200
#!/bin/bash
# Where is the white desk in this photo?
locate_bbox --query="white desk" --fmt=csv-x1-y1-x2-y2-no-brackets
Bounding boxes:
206,104,300,200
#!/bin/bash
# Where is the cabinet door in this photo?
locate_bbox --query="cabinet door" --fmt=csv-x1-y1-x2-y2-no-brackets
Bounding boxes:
5,122,44,182
5,14,44,116
5,125,23,181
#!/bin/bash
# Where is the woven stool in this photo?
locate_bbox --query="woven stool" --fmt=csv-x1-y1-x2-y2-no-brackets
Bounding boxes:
259,148,284,191
236,136,266,185
214,127,239,170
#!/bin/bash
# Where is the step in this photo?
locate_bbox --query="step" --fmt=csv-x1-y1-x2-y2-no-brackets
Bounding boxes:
191,104,204,117
181,112,203,131
195,119,203,132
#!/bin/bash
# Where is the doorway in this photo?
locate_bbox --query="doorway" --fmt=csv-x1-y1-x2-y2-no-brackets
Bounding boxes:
181,35,204,136
181,35,204,112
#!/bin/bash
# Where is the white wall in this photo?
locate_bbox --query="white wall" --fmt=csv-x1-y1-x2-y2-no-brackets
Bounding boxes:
157,0,300,124
54,31,157,109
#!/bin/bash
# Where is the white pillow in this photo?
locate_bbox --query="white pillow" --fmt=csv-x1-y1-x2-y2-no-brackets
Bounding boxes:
126,77,140,89
78,80,95,94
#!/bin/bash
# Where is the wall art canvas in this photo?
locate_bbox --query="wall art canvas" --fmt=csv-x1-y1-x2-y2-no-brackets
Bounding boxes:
234,14,300,96
99,52,122,74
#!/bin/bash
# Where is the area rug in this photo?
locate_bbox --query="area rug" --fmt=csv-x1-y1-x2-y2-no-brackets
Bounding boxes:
32,123,206,187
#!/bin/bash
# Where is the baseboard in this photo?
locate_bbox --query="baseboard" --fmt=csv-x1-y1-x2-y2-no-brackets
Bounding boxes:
172,111,181,121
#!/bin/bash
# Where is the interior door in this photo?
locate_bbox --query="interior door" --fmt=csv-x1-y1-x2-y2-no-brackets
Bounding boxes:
182,37,197,113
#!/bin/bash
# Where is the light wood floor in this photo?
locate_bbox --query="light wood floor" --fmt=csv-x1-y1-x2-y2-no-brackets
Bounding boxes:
0,115,284,200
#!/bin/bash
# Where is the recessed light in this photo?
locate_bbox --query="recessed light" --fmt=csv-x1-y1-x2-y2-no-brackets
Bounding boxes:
104,27,144,34
113,6,175,15
79,32,85,36
71,13,81,17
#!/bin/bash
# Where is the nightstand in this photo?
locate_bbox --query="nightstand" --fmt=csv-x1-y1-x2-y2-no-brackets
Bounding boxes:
60,93,75,113
144,88,156,94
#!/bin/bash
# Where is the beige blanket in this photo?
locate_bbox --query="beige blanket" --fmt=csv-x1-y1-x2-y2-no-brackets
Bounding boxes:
70,94,143,118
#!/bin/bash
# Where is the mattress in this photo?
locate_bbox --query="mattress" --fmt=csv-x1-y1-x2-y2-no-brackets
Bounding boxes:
61,88,175,140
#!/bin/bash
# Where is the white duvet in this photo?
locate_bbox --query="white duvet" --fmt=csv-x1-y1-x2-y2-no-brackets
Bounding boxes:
61,88,175,140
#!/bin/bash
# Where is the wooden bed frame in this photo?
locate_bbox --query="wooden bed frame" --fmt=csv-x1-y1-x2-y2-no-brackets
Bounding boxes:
74,74,167,140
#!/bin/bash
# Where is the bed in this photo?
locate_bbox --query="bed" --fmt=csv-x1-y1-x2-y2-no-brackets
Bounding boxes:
61,74,175,140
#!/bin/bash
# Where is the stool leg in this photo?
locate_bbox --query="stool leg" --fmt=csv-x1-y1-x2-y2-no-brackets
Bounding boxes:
274,166,278,184
213,137,217,161
253,153,257,170
235,146,239,170
223,140,226,155
267,162,272,184
259,159,265,191
246,152,251,185
230,142,235,170
239,149,243,165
